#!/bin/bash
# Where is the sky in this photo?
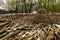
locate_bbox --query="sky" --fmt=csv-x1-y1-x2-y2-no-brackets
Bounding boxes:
0,0,6,9
3,0,6,3
0,0,6,3
2,0,6,3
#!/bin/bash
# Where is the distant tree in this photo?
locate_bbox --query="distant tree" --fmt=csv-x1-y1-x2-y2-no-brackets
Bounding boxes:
6,0,16,11
6,0,36,13
6,0,59,13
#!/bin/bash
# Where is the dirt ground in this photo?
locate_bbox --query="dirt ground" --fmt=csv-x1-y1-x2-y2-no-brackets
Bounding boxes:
1,13,60,24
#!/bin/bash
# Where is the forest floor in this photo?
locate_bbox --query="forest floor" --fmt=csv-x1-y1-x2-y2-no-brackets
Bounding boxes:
0,13,60,40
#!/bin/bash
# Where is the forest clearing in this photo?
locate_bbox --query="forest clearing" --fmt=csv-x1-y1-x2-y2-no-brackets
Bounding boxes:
0,0,60,40
0,13,60,40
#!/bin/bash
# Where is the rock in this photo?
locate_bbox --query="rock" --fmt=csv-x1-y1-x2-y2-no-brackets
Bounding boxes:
38,8,47,14
32,10,37,14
